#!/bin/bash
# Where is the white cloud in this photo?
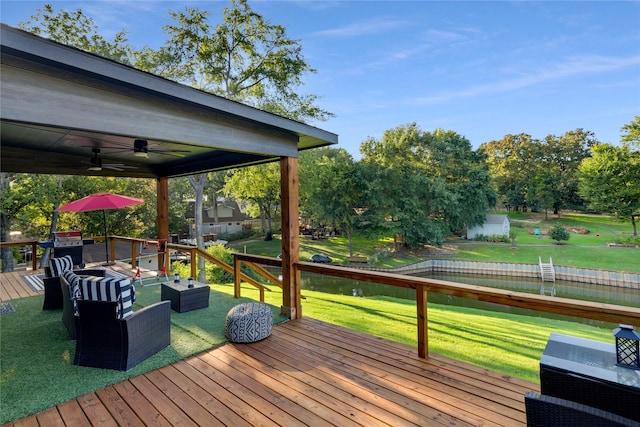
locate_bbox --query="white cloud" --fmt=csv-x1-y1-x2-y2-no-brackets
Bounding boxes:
411,55,640,105
311,18,410,38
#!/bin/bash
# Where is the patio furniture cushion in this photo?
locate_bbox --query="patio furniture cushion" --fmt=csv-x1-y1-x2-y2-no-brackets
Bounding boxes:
62,270,82,315
49,255,73,277
79,276,136,319
225,302,272,343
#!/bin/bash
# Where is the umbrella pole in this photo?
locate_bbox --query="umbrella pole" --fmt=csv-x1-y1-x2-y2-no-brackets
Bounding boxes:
102,209,113,266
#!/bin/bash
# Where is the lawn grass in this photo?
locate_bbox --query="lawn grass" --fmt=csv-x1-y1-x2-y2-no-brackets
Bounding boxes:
232,212,639,272
212,282,613,385
450,245,640,272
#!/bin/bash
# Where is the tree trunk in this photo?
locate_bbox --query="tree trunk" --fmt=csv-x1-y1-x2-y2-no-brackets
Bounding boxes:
263,202,273,241
0,212,13,272
189,173,207,283
41,177,63,269
632,214,638,237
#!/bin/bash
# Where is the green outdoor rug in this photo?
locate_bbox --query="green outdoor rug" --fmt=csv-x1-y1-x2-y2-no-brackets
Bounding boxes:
0,285,287,424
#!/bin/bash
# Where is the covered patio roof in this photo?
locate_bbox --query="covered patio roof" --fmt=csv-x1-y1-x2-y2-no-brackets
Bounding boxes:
0,24,337,179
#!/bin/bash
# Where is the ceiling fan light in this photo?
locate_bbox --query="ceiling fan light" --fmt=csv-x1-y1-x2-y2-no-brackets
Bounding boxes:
87,156,102,171
134,139,149,157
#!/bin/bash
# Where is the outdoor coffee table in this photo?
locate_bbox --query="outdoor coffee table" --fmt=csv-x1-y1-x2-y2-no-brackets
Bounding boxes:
540,332,640,421
161,280,210,313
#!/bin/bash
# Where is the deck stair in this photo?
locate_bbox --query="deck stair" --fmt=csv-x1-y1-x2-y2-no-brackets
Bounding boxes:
539,256,556,296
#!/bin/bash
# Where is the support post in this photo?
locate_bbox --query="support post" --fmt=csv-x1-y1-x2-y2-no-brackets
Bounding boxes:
417,284,429,358
280,156,301,319
234,256,242,298
157,177,169,273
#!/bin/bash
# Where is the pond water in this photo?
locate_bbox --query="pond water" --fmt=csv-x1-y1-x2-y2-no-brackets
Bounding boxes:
295,270,640,327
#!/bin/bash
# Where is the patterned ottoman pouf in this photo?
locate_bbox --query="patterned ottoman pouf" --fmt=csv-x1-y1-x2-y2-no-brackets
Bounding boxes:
225,302,273,343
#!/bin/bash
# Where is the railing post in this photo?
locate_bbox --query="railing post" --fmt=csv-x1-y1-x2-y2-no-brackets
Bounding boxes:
416,284,428,359
190,248,197,279
234,255,242,298
31,242,37,271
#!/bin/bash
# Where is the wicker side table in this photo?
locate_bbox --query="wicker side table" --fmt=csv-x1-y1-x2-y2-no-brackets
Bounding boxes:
161,280,210,313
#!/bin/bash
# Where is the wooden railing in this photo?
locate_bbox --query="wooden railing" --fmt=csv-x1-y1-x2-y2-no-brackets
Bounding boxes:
8,237,640,361
0,240,38,271
232,253,640,359
109,237,277,297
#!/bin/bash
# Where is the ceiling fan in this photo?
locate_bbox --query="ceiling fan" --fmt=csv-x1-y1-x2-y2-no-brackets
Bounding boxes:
131,139,190,158
83,148,137,172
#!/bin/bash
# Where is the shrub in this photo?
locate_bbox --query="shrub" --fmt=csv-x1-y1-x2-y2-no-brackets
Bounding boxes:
473,234,510,243
549,224,570,244
205,244,236,283
614,235,640,246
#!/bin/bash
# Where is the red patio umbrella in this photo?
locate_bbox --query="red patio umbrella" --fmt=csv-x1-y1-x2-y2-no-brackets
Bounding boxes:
58,192,144,265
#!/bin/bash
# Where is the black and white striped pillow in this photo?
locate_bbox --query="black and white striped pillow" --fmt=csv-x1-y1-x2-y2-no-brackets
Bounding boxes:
79,277,135,319
49,255,74,277
62,270,81,315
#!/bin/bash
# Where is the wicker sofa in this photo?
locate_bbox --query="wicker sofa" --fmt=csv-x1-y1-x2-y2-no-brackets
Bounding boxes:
60,270,171,370
524,392,640,427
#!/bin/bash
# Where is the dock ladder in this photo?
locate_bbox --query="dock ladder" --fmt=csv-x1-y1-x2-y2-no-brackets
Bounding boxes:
539,256,556,296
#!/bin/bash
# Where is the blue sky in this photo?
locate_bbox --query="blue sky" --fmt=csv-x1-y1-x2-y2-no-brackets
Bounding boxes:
2,1,639,158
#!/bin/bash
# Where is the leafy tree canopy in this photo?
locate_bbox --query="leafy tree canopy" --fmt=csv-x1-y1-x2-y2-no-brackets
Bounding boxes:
578,143,640,236
621,116,640,150
18,3,134,63
360,123,495,248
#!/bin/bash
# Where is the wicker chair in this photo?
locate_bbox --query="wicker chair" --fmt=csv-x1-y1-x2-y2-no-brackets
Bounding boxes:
74,299,171,371
524,392,640,427
43,262,106,310
59,270,106,339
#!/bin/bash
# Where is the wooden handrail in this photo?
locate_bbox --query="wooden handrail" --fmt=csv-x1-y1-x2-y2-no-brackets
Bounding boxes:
294,261,640,359
107,237,271,296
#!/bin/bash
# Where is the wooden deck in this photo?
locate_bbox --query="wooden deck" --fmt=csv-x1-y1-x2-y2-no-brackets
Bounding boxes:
2,269,539,426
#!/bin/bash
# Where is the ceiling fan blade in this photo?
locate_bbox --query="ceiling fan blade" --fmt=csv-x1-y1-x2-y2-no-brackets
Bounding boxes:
103,164,138,170
148,149,189,158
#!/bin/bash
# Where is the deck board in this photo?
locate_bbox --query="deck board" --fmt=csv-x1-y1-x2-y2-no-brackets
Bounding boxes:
1,268,539,427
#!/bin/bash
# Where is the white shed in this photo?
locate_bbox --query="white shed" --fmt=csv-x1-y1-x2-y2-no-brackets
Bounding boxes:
466,215,510,239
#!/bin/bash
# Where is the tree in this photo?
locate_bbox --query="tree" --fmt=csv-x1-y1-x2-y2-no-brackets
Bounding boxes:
154,0,333,122
19,4,134,64
139,0,334,247
481,130,596,215
549,224,570,244
479,134,538,212
359,123,496,249
540,129,596,215
299,148,363,255
578,143,640,236
0,173,76,271
621,116,640,149
223,163,280,240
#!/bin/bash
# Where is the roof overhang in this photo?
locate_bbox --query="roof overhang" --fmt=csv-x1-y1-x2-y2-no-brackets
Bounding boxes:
0,24,338,178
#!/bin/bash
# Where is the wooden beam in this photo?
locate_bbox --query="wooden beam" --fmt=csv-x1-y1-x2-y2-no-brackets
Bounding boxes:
157,177,169,273
280,156,301,319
